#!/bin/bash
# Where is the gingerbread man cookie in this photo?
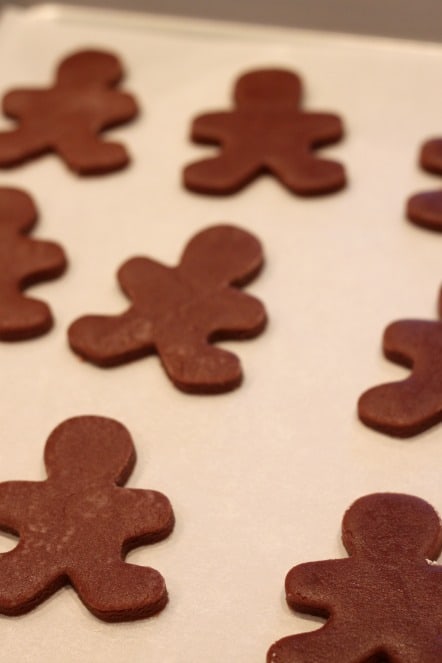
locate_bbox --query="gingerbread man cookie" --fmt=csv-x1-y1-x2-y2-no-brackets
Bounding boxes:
0,50,138,175
0,186,66,340
68,225,267,393
358,289,442,437
183,68,346,196
0,416,174,621
267,493,442,663
407,138,442,231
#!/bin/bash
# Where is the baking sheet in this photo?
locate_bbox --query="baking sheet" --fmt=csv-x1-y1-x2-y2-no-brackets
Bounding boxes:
1,4,442,661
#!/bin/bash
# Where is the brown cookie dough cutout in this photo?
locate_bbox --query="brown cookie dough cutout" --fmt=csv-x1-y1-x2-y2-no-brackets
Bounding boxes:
68,225,267,393
0,416,174,621
421,138,442,174
183,68,346,196
358,289,442,437
0,186,67,340
407,138,442,231
267,493,442,663
0,50,138,175
407,191,442,232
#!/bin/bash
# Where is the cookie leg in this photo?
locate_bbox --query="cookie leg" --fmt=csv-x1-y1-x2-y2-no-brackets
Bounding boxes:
420,138,442,174
358,376,442,437
269,154,346,195
56,132,129,175
183,151,261,195
358,319,442,436
267,626,374,663
0,128,48,168
387,640,442,663
68,311,154,367
158,337,243,393
153,287,266,393
382,319,442,367
203,289,267,340
71,560,168,621
0,546,64,615
0,295,53,340
406,190,442,232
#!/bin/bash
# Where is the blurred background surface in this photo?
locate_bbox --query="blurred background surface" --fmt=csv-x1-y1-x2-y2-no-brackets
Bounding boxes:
2,0,442,43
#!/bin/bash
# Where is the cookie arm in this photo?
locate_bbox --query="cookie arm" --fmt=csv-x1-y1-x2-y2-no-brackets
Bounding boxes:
55,129,130,175
420,138,442,174
183,146,262,195
407,189,442,232
267,620,374,663
0,239,66,340
382,319,438,367
358,319,442,437
68,309,154,367
185,114,260,193
99,92,138,129
118,488,175,552
0,481,33,532
285,560,347,617
118,256,176,308
190,112,234,143
0,90,52,167
301,112,344,146
17,238,67,287
0,121,49,168
2,90,35,119
203,289,266,339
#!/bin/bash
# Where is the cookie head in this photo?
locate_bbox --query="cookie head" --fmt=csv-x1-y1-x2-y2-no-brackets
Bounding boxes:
234,69,301,110
56,50,123,88
44,416,136,485
342,493,442,560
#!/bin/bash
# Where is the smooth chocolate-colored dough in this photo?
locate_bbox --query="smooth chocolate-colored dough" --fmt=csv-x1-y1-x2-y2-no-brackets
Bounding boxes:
0,416,174,621
407,191,442,232
0,50,138,174
0,186,67,340
183,68,346,196
68,224,267,394
267,493,442,663
421,138,442,174
407,138,442,231
358,290,442,437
